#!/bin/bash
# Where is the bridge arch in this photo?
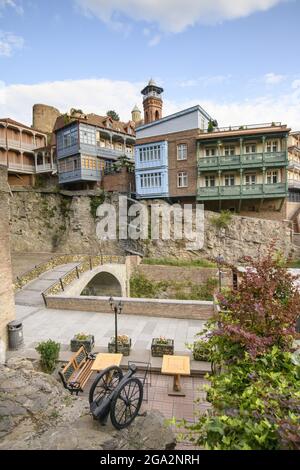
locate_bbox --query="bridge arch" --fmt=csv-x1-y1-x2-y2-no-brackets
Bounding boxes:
81,271,122,297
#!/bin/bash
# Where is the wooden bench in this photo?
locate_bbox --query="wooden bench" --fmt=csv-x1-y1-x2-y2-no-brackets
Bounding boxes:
59,346,95,395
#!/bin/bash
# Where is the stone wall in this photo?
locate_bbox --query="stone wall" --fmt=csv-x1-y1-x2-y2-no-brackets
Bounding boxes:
0,166,15,363
9,189,293,263
137,265,231,284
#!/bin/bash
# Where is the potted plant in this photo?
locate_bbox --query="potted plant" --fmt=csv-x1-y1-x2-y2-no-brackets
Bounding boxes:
108,335,131,356
70,332,95,353
192,336,211,361
151,336,174,357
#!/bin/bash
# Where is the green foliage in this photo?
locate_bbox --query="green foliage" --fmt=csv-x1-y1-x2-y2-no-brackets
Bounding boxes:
74,332,90,341
180,249,300,450
106,110,120,121
211,210,232,230
186,349,300,450
130,273,166,298
207,120,214,132
35,339,60,373
142,257,216,268
90,193,105,219
130,273,217,301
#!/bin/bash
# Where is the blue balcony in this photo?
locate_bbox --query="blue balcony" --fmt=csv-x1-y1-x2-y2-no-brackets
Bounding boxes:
198,151,287,172
58,168,101,184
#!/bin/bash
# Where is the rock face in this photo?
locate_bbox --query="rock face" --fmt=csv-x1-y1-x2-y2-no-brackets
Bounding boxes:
0,358,176,450
9,189,292,262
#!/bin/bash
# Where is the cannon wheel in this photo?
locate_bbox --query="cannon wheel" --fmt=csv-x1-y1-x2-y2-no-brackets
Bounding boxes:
89,365,123,405
110,377,143,430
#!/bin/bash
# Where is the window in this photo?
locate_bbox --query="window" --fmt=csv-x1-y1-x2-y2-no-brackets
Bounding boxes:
205,148,216,157
245,174,256,185
140,172,162,188
266,140,278,153
177,172,188,188
205,175,215,187
266,170,278,184
177,143,187,160
225,174,235,186
80,126,96,146
224,146,235,156
245,144,257,154
139,144,162,162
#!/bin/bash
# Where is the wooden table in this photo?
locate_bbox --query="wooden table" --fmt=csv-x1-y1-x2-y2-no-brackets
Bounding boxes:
91,353,123,372
161,355,191,396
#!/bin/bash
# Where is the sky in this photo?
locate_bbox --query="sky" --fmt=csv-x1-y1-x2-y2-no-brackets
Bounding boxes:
0,0,300,129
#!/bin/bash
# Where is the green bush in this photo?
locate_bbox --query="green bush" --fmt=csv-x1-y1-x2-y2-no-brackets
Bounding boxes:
90,194,105,219
210,210,232,230
36,339,60,373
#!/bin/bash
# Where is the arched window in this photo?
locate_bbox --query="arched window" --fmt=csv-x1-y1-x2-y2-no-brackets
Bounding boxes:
155,110,160,120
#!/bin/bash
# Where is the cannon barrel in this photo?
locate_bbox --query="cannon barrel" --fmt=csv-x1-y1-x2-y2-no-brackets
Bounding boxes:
90,396,111,424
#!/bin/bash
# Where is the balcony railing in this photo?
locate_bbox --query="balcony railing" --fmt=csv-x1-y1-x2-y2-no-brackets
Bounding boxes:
197,183,287,199
7,139,41,152
201,122,283,134
288,179,300,189
8,162,35,173
96,145,133,160
198,152,287,170
36,163,57,173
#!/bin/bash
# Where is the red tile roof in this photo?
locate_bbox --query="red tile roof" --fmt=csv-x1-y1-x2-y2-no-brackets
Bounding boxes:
0,118,46,134
53,113,136,137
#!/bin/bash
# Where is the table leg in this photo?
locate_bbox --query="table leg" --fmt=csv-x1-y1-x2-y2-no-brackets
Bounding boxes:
173,374,181,392
168,373,185,397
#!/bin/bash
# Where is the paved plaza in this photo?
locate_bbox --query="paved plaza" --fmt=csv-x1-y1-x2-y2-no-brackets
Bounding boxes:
14,263,206,359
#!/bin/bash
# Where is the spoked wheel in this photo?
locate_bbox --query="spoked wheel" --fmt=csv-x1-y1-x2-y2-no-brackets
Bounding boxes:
89,366,123,405
110,377,143,430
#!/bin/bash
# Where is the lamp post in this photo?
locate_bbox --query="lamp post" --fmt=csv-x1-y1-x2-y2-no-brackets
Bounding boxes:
109,296,123,353
215,254,224,291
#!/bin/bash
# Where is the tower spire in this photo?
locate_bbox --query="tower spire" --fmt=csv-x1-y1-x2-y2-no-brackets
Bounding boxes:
141,79,164,124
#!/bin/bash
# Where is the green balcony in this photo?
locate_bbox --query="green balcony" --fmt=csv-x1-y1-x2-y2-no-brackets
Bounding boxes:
198,151,287,172
197,183,287,200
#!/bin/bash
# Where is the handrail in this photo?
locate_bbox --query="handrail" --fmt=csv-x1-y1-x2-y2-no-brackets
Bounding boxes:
42,254,126,306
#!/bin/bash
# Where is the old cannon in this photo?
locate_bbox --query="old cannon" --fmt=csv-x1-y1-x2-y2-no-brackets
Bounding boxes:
89,364,143,429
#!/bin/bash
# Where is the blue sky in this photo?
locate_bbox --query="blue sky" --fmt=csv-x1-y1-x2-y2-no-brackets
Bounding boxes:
0,0,300,128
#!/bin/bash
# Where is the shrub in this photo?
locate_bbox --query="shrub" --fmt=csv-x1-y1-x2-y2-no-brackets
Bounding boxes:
211,210,232,230
90,194,105,219
36,339,60,373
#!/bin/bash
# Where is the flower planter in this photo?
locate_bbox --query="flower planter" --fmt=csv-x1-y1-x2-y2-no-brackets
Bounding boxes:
108,338,131,356
70,335,95,353
151,338,174,357
192,341,211,361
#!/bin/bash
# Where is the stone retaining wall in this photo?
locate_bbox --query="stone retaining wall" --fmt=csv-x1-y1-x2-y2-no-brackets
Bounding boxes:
0,166,15,362
137,264,231,285
45,295,214,320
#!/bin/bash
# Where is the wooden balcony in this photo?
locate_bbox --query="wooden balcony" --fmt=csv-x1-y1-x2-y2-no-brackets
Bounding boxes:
198,151,287,172
197,183,287,200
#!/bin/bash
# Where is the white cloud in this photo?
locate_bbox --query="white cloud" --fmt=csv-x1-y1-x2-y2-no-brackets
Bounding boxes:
148,34,161,47
292,79,300,89
0,0,23,15
0,31,24,56
263,72,285,85
0,77,299,131
75,0,287,33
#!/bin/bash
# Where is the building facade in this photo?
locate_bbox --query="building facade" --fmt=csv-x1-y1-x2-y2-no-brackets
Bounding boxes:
197,123,290,216
135,104,214,200
287,131,300,202
0,118,53,186
55,112,136,188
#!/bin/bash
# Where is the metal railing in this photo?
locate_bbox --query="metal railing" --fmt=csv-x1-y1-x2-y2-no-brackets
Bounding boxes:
42,254,126,306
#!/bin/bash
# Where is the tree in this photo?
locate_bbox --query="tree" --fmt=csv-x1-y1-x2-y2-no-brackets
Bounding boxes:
106,110,120,121
180,248,300,450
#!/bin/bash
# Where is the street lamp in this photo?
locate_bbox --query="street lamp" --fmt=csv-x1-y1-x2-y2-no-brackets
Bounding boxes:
109,296,123,353
215,254,224,291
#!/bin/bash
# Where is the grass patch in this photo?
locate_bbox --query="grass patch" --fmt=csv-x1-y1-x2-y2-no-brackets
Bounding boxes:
142,257,216,268
288,259,300,268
